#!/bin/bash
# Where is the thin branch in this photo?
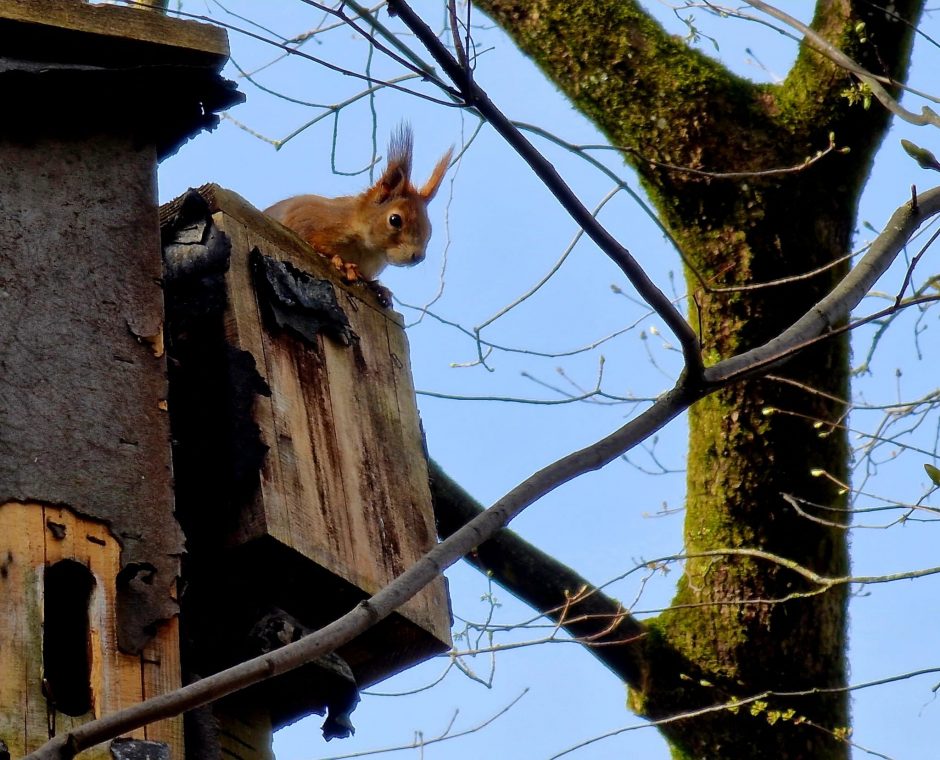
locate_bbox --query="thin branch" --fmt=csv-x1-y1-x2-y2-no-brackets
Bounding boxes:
416,388,644,406
474,186,623,332
275,74,423,149
401,301,654,362
703,248,857,294
512,121,692,281
689,547,940,588
297,0,457,95
363,659,455,697
895,224,940,305
447,0,469,73
342,0,447,84
282,2,387,46
593,131,845,180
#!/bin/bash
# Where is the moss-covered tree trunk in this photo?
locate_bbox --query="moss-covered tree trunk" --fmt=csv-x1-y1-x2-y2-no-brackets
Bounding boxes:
469,1,924,756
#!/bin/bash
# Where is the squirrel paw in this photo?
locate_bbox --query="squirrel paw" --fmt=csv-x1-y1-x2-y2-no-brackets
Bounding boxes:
329,254,362,282
326,254,392,307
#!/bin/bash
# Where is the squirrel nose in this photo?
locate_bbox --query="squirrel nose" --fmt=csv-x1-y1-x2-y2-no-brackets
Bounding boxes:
410,250,426,265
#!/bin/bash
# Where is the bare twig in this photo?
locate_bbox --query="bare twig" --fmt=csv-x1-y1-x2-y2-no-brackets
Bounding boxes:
401,299,655,363
895,224,940,305
512,121,690,277
297,0,458,95
157,5,461,106
686,546,940,589
595,131,845,180
475,186,623,333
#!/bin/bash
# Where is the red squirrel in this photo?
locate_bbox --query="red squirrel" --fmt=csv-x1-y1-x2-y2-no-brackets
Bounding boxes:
264,126,452,302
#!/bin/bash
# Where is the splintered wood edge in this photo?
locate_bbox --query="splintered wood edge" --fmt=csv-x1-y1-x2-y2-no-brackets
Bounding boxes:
0,0,229,60
163,183,403,322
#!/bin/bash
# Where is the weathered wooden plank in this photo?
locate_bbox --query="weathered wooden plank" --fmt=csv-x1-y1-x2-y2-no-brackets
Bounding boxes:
244,228,357,569
319,298,450,641
229,229,451,647
217,215,291,545
216,703,275,760
223,197,452,645
318,301,409,588
141,616,184,752
384,322,453,641
0,502,45,756
290,315,361,572
0,0,229,64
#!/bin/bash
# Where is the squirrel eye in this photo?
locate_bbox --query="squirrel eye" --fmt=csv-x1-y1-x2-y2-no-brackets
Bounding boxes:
389,213,403,229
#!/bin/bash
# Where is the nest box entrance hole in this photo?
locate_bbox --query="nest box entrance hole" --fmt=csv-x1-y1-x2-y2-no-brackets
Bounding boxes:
43,560,95,717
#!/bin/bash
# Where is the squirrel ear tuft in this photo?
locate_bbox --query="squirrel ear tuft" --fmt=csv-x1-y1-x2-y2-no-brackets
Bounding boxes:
371,124,414,202
387,124,414,179
419,147,453,201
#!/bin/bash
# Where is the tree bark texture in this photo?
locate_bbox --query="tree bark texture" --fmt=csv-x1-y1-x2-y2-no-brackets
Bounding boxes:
466,1,925,756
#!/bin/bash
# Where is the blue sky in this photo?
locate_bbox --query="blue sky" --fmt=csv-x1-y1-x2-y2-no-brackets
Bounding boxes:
156,2,940,757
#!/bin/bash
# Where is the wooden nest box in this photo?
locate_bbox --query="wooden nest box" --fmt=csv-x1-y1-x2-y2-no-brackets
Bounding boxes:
160,185,453,737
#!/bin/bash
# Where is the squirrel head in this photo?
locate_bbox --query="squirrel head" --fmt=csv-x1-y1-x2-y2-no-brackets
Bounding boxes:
357,125,453,271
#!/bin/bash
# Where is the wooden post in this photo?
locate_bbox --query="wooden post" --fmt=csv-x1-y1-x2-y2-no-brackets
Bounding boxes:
0,3,240,757
161,185,452,755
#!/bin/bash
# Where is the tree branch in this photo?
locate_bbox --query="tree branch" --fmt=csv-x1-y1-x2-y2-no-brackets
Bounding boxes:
706,185,940,383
